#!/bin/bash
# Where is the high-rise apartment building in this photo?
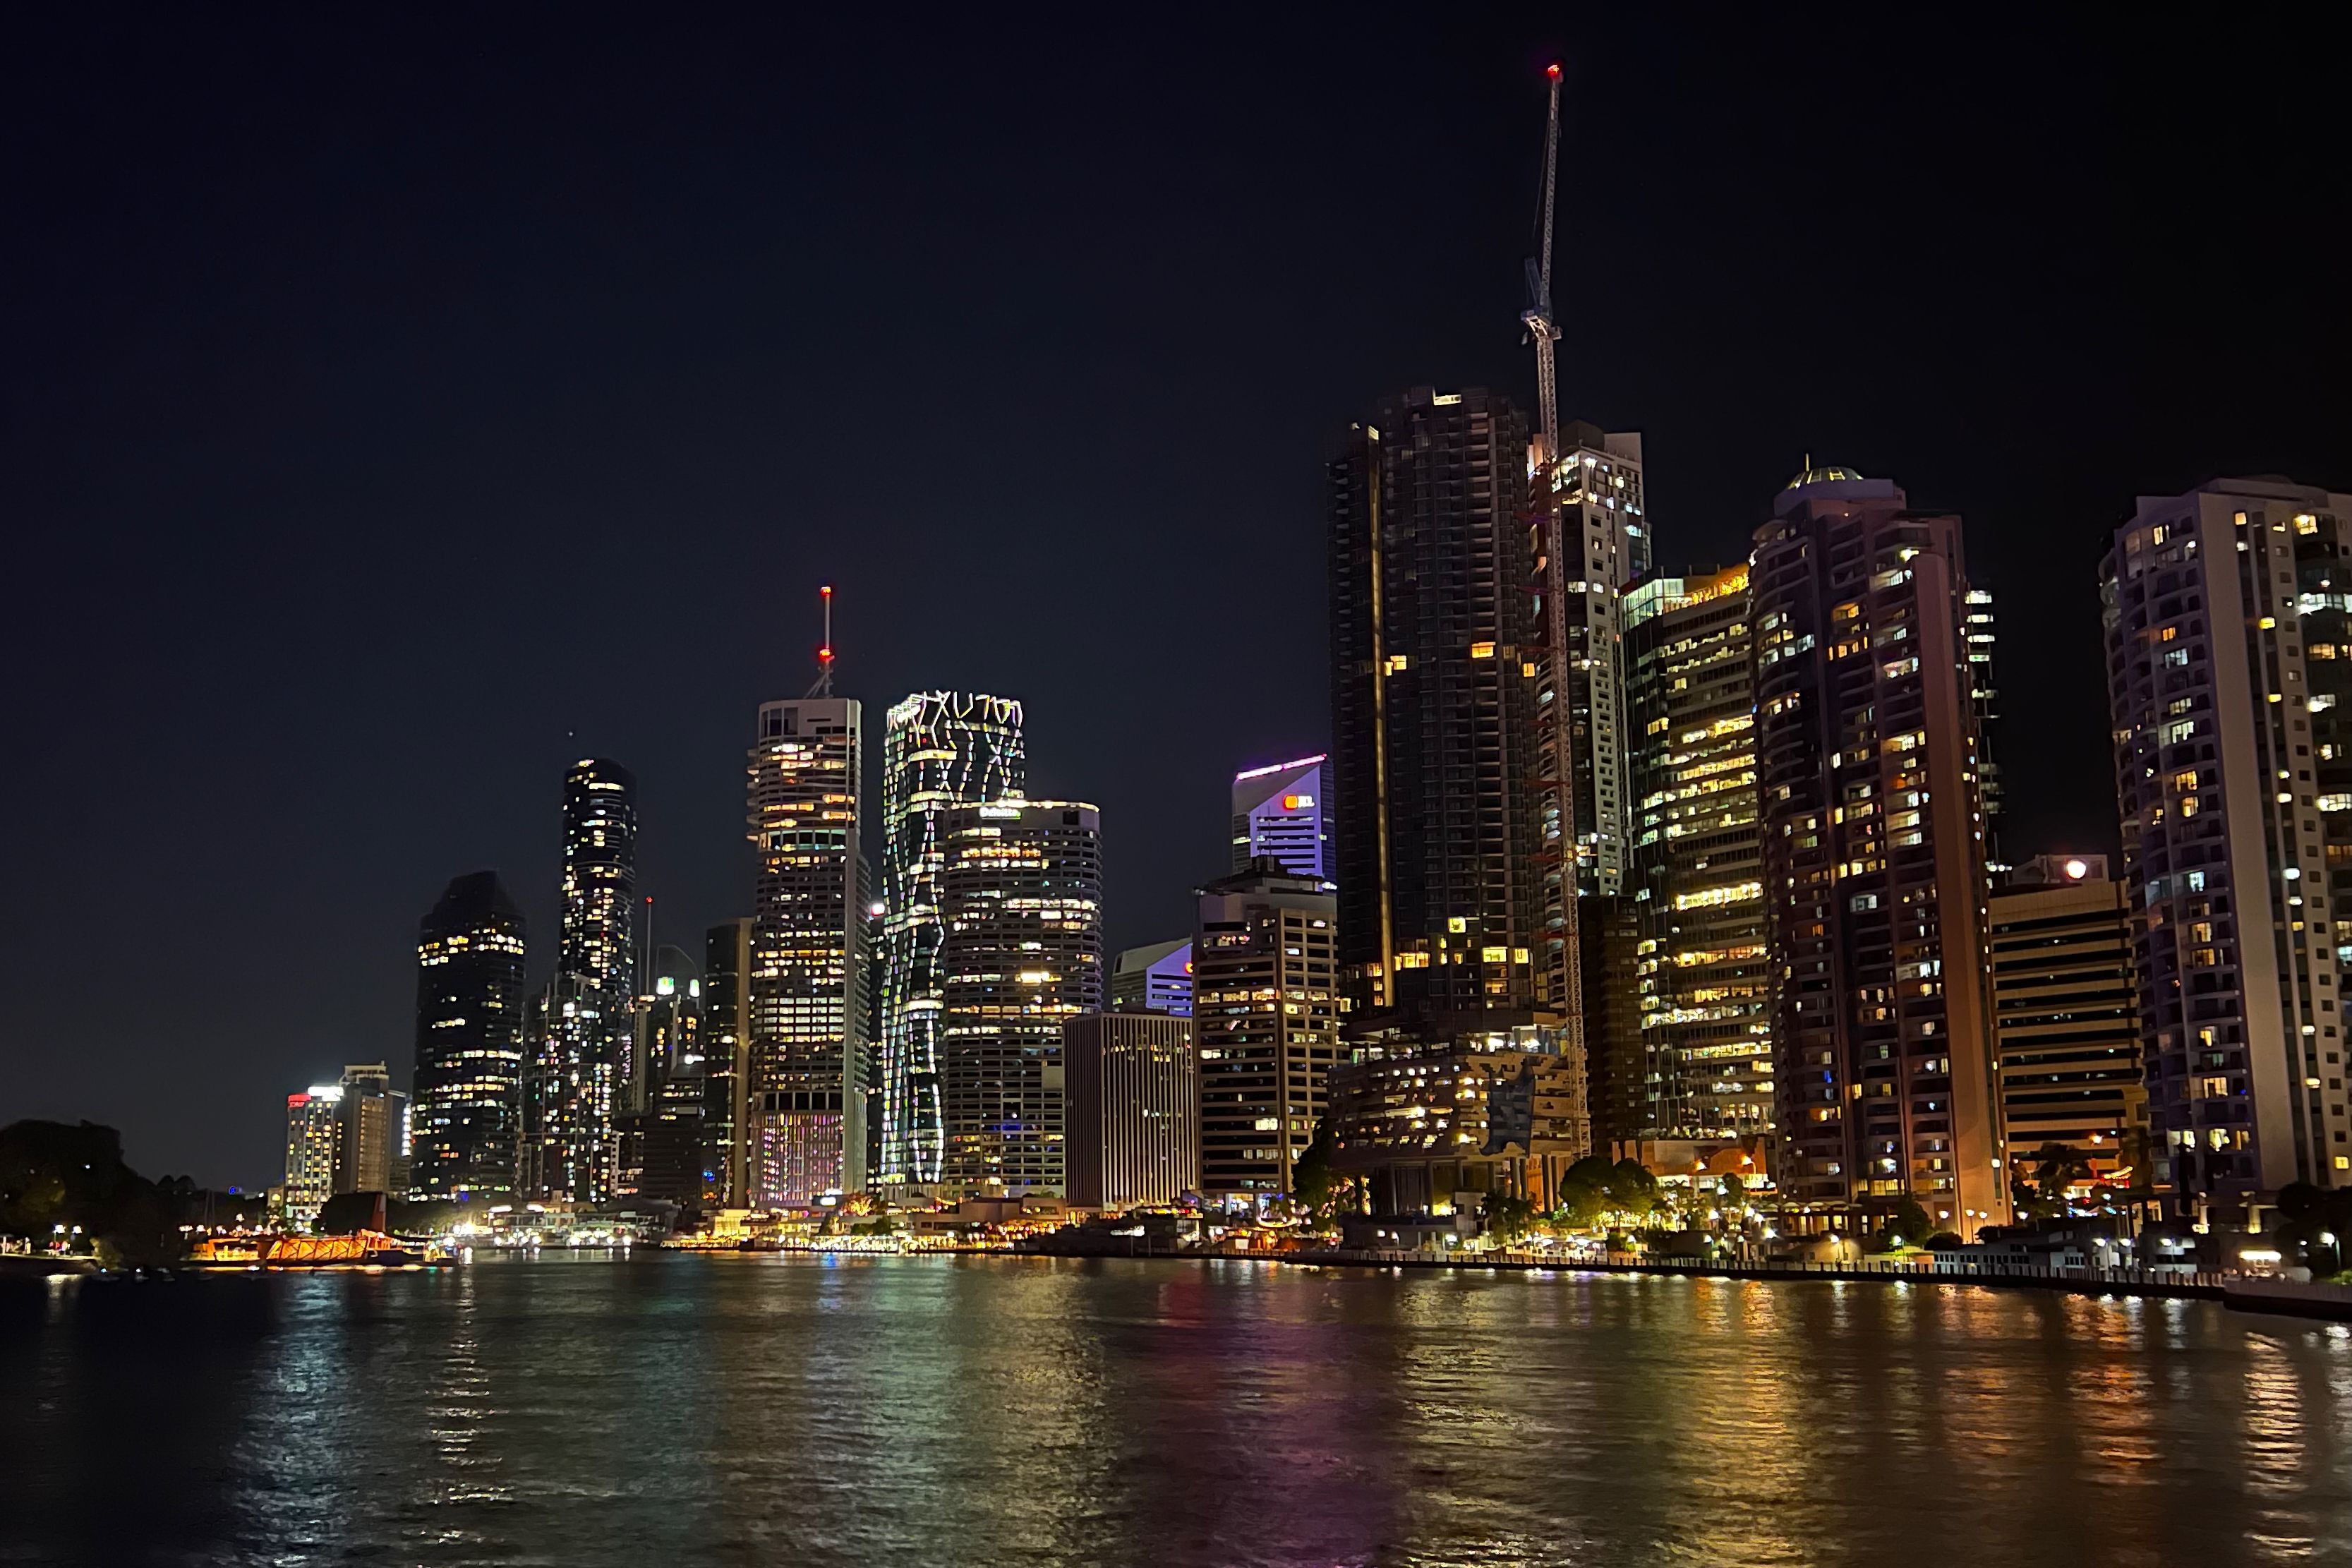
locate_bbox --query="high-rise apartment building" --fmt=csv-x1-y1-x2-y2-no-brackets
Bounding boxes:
1193,859,1341,1200
1231,756,1332,880
1988,854,2145,1179
1063,1011,1200,1208
879,692,1025,1187
280,1085,342,1230
1753,467,2003,1237
410,871,528,1202
746,697,869,1205
1111,939,1193,1017
2102,478,2352,1207
702,918,752,1205
1327,387,1545,1017
938,800,1103,1195
1624,563,1773,1140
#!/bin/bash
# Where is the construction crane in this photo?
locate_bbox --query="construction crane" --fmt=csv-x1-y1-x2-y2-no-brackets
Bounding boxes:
1521,61,1564,466
805,584,836,697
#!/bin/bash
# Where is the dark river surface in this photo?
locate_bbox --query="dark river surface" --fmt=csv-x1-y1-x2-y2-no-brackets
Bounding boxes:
7,1253,2352,1567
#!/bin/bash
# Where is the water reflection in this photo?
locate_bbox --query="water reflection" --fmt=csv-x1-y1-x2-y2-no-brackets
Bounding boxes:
5,1259,2352,1566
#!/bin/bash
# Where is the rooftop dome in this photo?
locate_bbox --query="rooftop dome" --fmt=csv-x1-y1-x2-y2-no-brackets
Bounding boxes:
1784,462,1866,490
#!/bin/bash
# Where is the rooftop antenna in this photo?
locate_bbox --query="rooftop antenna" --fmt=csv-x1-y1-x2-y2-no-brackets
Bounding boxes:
1521,62,1564,466
806,584,836,697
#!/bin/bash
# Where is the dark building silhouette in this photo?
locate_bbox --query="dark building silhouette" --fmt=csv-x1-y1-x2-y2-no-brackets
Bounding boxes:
411,871,529,1201
703,918,752,1205
1327,386,1545,1018
1576,893,1646,1154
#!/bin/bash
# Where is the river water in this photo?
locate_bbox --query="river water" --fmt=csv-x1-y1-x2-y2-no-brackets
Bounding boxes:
6,1253,2352,1566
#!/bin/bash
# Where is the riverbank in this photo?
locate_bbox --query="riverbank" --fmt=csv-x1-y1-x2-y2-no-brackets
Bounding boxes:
1291,1247,2352,1322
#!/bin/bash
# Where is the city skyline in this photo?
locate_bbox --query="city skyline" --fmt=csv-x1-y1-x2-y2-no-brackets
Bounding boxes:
7,13,2343,1188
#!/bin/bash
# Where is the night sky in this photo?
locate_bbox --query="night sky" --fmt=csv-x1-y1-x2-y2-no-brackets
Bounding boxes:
5,11,2342,1187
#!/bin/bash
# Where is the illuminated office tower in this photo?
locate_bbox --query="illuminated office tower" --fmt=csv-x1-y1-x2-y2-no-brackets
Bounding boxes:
702,918,752,1205
1231,755,1332,880
1754,467,2003,1238
1063,1011,1199,1208
938,800,1103,1195
1328,387,1545,1016
410,871,528,1202
1193,859,1340,1199
1111,938,1193,1017
545,759,640,1201
280,1085,342,1230
746,696,868,1205
1624,563,1772,1140
2102,478,2352,1209
1528,421,1651,922
878,692,1025,1186
1988,855,2145,1179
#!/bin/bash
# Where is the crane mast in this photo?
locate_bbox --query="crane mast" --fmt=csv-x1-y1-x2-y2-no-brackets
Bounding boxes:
1521,62,1564,466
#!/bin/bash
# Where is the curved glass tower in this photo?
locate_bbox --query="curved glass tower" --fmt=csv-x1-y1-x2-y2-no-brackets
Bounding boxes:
879,692,1024,1186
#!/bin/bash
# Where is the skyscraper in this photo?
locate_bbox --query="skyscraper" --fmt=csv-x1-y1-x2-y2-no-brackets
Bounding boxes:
281,1085,342,1230
1110,938,1193,1017
1624,563,1772,1140
2102,478,2352,1208
1327,387,1545,1017
938,799,1103,1195
1988,855,2145,1182
702,917,752,1205
1753,467,2004,1238
878,691,1025,1187
1231,755,1332,880
411,871,528,1202
619,944,705,1203
1528,421,1651,907
1193,859,1340,1200
1063,1011,1199,1209
746,696,868,1206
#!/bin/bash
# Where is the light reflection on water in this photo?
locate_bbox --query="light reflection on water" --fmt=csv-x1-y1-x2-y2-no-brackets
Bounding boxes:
6,1257,2352,1566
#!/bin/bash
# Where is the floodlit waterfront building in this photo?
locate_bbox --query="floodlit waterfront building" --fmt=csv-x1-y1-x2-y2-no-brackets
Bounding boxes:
410,871,528,1202
1753,467,2004,1238
1063,1011,1199,1208
280,1085,342,1230
938,800,1103,1195
879,692,1026,1187
2101,478,2352,1208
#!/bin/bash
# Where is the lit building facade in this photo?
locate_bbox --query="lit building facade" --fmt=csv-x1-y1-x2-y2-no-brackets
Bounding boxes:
2101,478,2352,1206
1231,755,1332,880
1063,1011,1199,1208
1624,563,1773,1139
410,870,528,1202
1528,420,1651,911
1328,387,1545,1016
938,800,1103,1195
620,944,706,1203
281,1085,342,1230
1193,860,1340,1199
879,692,1025,1187
1326,1016,1591,1214
1987,855,2145,1178
1111,938,1193,1017
747,697,869,1205
333,1062,402,1196
1754,468,2004,1237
